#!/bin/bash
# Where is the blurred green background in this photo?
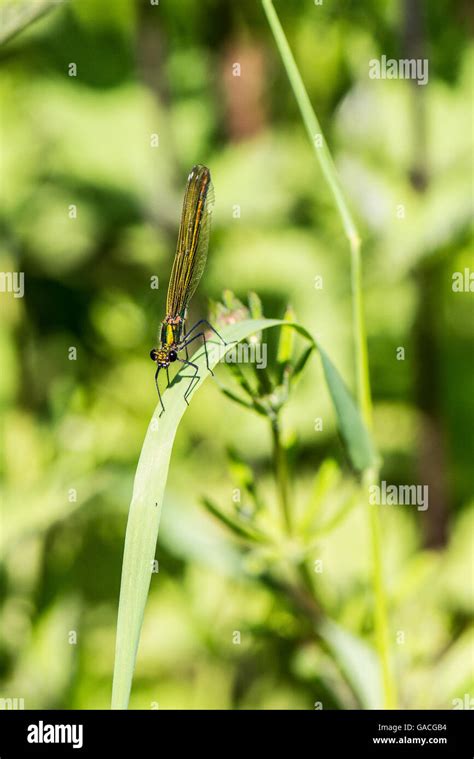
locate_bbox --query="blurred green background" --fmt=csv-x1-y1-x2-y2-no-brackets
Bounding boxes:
0,0,473,709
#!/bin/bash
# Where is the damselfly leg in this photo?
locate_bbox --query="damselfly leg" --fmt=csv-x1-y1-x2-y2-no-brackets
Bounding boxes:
180,331,214,375
154,366,165,417
180,319,234,375
177,357,200,404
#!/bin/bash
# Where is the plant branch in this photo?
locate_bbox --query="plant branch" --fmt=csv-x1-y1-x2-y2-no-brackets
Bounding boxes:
261,0,396,708
270,414,292,534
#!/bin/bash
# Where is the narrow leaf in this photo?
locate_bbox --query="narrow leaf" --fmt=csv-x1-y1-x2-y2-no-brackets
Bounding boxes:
202,498,268,544
318,345,378,472
291,345,314,383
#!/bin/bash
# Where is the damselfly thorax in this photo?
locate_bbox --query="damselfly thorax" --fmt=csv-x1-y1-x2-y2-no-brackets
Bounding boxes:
160,313,186,349
149,313,186,368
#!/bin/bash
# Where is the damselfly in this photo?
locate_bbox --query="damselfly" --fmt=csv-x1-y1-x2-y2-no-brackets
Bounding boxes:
150,165,228,415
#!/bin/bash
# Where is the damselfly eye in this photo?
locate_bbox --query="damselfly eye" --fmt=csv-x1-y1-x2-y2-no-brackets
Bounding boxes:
169,350,177,362
150,349,158,361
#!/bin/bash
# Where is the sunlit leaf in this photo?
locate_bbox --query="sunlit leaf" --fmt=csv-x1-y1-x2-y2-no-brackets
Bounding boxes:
111,318,376,708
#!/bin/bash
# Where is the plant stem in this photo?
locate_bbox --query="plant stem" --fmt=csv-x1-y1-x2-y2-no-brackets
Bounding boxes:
261,0,357,242
262,0,396,708
364,468,397,709
350,235,373,425
261,0,372,415
270,414,292,534
270,411,317,616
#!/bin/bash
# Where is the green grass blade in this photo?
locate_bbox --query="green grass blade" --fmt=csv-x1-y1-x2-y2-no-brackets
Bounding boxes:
318,346,378,472
0,0,67,45
111,319,278,709
111,318,376,708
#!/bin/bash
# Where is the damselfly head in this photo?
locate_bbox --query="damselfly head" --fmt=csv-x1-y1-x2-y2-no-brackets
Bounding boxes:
150,345,178,367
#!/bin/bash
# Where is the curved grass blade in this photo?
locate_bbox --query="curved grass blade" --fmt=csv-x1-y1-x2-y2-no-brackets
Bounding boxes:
0,0,67,46
111,318,377,708
112,319,278,709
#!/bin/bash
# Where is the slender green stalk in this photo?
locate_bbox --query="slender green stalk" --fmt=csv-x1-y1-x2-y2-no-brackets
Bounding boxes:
261,0,367,407
350,236,373,425
261,0,356,240
261,0,396,708
270,414,292,534
365,467,397,709
270,407,317,618
269,413,386,710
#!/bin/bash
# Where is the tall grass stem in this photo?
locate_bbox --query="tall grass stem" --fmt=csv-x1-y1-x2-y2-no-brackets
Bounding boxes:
261,0,396,708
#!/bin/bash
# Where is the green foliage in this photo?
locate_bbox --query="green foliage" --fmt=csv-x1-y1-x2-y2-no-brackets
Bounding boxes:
0,0,472,711
112,316,378,707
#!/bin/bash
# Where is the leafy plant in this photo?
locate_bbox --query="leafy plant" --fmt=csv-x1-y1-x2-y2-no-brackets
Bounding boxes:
111,313,377,708
261,0,396,707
